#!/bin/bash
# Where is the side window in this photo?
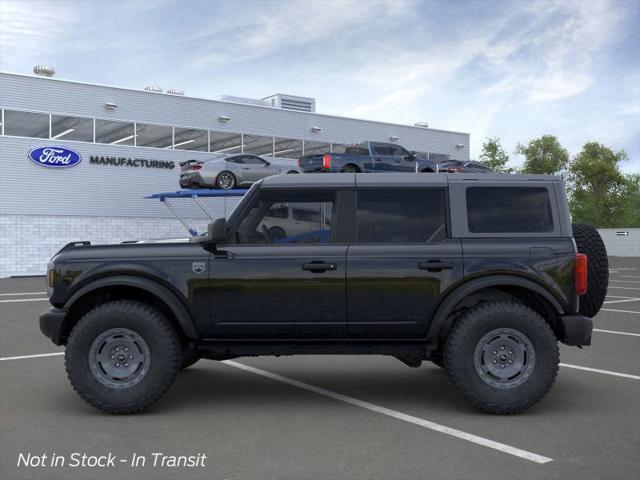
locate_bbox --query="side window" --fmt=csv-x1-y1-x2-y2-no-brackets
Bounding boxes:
389,145,409,157
356,189,446,243
243,155,266,165
236,190,336,244
227,156,243,164
466,187,554,233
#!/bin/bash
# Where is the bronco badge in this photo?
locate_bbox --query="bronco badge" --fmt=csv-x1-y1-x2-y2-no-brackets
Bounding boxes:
192,262,206,274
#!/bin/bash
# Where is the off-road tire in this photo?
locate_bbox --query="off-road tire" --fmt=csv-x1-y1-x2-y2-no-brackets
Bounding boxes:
181,348,200,369
444,301,559,414
65,300,182,414
572,223,608,318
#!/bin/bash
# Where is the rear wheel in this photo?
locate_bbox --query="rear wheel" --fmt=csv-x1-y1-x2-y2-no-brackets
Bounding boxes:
572,223,608,318
444,301,559,414
65,300,182,414
216,171,236,189
341,165,359,173
287,170,299,174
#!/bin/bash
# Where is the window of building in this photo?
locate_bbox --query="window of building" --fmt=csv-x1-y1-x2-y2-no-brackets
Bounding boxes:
236,190,335,244
210,131,243,154
3,110,49,138
356,189,446,243
243,134,274,156
135,123,173,148
173,127,208,151
466,187,553,233
273,137,303,159
303,140,331,156
95,119,135,145
51,114,93,142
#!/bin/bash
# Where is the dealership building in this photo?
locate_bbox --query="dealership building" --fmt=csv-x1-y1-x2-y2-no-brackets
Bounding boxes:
0,69,470,277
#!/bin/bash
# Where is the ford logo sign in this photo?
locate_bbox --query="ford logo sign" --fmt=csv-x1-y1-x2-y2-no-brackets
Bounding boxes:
28,146,82,168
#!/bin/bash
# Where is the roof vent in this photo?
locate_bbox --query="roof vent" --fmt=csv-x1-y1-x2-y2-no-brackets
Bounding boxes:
144,85,163,93
167,88,185,96
262,94,316,112
414,122,429,128
33,65,55,77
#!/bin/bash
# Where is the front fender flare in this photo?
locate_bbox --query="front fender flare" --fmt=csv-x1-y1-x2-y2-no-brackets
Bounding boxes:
426,275,564,341
64,275,198,338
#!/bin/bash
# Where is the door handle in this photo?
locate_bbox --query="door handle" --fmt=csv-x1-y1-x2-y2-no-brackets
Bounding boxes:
418,261,453,272
302,262,337,272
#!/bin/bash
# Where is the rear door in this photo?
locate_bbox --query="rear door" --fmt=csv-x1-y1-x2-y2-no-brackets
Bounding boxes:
346,186,463,338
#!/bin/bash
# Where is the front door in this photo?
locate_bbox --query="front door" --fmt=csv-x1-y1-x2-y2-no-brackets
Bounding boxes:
346,188,463,338
210,188,349,339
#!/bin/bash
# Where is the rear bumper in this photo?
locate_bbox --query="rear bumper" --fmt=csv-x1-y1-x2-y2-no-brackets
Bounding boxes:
39,307,69,346
558,315,593,346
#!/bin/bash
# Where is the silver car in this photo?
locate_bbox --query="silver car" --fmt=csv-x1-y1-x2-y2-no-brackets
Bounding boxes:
179,154,300,189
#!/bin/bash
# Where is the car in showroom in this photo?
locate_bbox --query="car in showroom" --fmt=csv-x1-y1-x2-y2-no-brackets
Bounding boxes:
40,173,608,415
298,141,438,173
179,154,300,189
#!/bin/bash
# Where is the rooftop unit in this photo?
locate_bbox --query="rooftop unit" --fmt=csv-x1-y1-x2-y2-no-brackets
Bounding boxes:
262,93,316,113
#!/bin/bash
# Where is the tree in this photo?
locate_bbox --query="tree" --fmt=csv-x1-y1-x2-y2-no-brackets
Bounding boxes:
568,142,629,227
479,137,513,173
516,135,569,175
618,174,640,227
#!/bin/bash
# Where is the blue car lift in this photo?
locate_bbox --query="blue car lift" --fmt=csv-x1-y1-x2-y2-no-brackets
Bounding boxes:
145,188,246,236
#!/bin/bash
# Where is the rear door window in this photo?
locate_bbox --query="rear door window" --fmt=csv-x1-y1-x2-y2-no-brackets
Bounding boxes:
356,189,446,243
466,187,553,233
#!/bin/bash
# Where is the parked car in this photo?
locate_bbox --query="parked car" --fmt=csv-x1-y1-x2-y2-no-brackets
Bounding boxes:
41,172,608,414
179,154,299,189
298,141,438,173
438,159,493,173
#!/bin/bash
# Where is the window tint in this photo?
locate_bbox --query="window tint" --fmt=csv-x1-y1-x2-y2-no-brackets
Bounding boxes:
236,190,335,244
95,119,135,145
4,110,49,138
356,189,446,243
51,115,93,142
466,187,553,233
226,156,244,164
242,155,266,165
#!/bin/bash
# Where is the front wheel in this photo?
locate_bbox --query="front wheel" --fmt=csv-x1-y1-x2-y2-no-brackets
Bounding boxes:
65,300,182,414
444,301,559,414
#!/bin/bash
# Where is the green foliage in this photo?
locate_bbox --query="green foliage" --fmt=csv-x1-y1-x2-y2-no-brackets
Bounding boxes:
568,142,632,227
479,137,514,173
516,135,569,175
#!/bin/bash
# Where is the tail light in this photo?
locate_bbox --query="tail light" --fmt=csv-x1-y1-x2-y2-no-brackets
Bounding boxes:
448,167,463,173
297,158,301,168
322,154,331,170
575,253,588,295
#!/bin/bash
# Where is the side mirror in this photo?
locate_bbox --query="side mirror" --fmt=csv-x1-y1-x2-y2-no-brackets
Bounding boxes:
207,217,228,243
406,151,417,161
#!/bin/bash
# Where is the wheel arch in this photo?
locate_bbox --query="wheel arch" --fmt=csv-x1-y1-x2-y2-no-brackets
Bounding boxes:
63,275,198,343
427,275,564,342
341,163,361,172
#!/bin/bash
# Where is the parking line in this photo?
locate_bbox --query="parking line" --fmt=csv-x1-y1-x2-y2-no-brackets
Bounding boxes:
0,352,64,362
0,297,49,304
222,360,553,464
603,298,640,304
560,363,640,380
608,280,640,284
593,328,640,337
0,291,47,296
616,275,640,279
601,308,640,315
607,286,640,291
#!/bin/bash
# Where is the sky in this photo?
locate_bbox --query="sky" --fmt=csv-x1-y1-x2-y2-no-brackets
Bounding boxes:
1,0,638,172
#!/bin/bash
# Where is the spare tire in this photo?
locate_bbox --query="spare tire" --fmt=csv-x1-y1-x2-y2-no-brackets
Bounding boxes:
572,223,608,318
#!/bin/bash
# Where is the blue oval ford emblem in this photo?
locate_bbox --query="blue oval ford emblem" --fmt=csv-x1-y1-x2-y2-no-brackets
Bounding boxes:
28,146,82,168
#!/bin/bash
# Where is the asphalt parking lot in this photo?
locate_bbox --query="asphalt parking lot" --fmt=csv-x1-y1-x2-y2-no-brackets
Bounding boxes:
1,257,639,480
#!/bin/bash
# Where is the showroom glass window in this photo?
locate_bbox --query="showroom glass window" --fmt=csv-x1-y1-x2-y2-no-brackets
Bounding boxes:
466,187,553,233
4,110,49,138
236,190,336,244
51,114,93,142
174,127,208,151
356,189,446,243
95,119,135,146
243,134,274,156
273,137,303,159
210,131,243,154
135,123,173,148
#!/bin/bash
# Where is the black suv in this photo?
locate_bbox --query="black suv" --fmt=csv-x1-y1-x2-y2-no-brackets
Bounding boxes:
40,173,608,414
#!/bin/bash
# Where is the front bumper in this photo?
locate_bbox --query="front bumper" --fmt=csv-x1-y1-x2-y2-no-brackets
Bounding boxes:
40,307,70,346
559,315,593,346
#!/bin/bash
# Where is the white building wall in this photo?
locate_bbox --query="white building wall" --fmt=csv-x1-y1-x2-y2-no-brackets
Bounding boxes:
597,229,640,257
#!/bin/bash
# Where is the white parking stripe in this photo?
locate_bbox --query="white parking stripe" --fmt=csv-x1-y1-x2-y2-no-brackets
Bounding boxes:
593,328,640,337
560,363,640,380
616,275,640,279
605,295,637,299
603,298,640,304
601,308,640,315
607,286,640,291
0,291,46,296
0,297,49,304
0,352,64,362
222,360,553,464
608,280,640,284
610,268,638,271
